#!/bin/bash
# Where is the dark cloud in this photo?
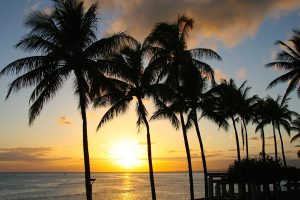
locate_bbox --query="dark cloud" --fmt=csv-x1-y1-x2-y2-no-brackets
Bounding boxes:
88,0,300,47
0,147,69,162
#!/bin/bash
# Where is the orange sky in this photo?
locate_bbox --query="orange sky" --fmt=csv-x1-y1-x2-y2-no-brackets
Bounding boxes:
0,0,300,172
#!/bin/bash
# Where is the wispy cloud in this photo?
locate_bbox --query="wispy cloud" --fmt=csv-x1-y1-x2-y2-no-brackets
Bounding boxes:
57,116,72,125
0,147,69,162
249,136,261,141
139,141,156,145
214,68,228,82
31,0,42,10
235,67,247,79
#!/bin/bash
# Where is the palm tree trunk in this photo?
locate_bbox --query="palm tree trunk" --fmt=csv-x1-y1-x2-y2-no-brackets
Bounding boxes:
272,121,278,162
277,125,286,167
192,111,208,199
242,118,249,159
231,116,241,162
180,111,194,200
79,92,92,200
76,73,92,200
139,102,156,200
261,127,266,162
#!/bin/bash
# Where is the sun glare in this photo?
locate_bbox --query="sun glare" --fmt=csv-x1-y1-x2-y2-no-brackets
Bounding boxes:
109,140,143,168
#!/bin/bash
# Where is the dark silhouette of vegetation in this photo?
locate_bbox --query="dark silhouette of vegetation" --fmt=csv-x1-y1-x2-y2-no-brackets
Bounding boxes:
0,0,130,199
2,2,300,198
237,83,258,159
291,117,300,143
94,39,171,200
259,96,297,167
145,15,221,199
253,98,269,162
265,29,300,100
211,79,251,162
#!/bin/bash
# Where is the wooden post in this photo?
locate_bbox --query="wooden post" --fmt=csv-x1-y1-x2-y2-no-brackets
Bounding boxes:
221,183,227,197
208,177,214,199
229,183,234,200
215,182,221,199
90,178,96,199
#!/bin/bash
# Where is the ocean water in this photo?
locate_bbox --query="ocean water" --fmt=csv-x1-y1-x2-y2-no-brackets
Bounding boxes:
0,172,205,200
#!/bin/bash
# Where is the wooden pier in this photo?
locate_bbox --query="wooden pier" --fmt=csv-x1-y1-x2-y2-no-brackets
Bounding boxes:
203,172,300,200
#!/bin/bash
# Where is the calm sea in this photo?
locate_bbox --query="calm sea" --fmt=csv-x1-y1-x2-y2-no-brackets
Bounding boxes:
0,172,205,200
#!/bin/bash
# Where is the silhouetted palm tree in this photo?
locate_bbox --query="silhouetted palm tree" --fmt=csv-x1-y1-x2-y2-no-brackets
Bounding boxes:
265,29,300,99
260,96,297,167
291,117,300,143
185,77,228,199
0,1,129,199
212,79,247,162
144,15,221,199
253,98,268,162
94,40,170,200
237,83,258,159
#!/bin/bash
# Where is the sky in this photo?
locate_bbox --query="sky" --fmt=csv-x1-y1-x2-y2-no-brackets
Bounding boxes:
0,0,300,172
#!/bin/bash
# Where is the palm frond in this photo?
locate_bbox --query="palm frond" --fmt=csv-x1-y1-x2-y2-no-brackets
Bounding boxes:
97,97,132,130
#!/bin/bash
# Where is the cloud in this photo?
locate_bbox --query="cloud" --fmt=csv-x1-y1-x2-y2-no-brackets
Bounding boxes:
167,149,198,153
214,68,228,82
43,7,53,15
235,67,247,79
139,141,156,145
57,116,72,125
87,0,300,48
249,136,261,141
228,148,236,152
30,0,43,11
266,136,274,140
271,49,277,60
206,153,223,158
0,147,69,162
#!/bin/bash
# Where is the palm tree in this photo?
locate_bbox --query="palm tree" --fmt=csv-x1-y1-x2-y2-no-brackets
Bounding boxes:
185,76,228,199
238,83,258,159
253,98,268,162
265,29,300,99
94,40,170,200
144,15,221,199
261,96,297,167
0,1,130,199
291,117,300,143
212,79,247,162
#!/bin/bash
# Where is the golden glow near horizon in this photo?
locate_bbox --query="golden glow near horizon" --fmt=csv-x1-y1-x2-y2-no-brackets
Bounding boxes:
109,140,144,168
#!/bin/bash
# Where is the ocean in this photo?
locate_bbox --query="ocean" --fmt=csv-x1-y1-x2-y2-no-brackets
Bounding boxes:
0,172,205,200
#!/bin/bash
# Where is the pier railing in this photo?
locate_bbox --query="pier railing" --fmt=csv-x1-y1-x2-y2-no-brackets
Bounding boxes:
206,172,300,200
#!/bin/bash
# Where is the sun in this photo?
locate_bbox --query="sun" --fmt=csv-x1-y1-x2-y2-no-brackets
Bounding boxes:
109,140,143,168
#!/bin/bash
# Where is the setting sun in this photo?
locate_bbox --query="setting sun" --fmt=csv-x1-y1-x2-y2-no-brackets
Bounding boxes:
109,140,144,168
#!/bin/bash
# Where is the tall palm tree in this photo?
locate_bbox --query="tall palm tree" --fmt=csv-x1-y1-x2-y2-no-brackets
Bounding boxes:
94,40,170,200
185,76,228,199
253,98,268,162
212,79,247,162
291,117,300,143
151,85,195,199
237,83,258,159
0,1,130,199
259,96,297,167
265,29,300,99
144,15,221,199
